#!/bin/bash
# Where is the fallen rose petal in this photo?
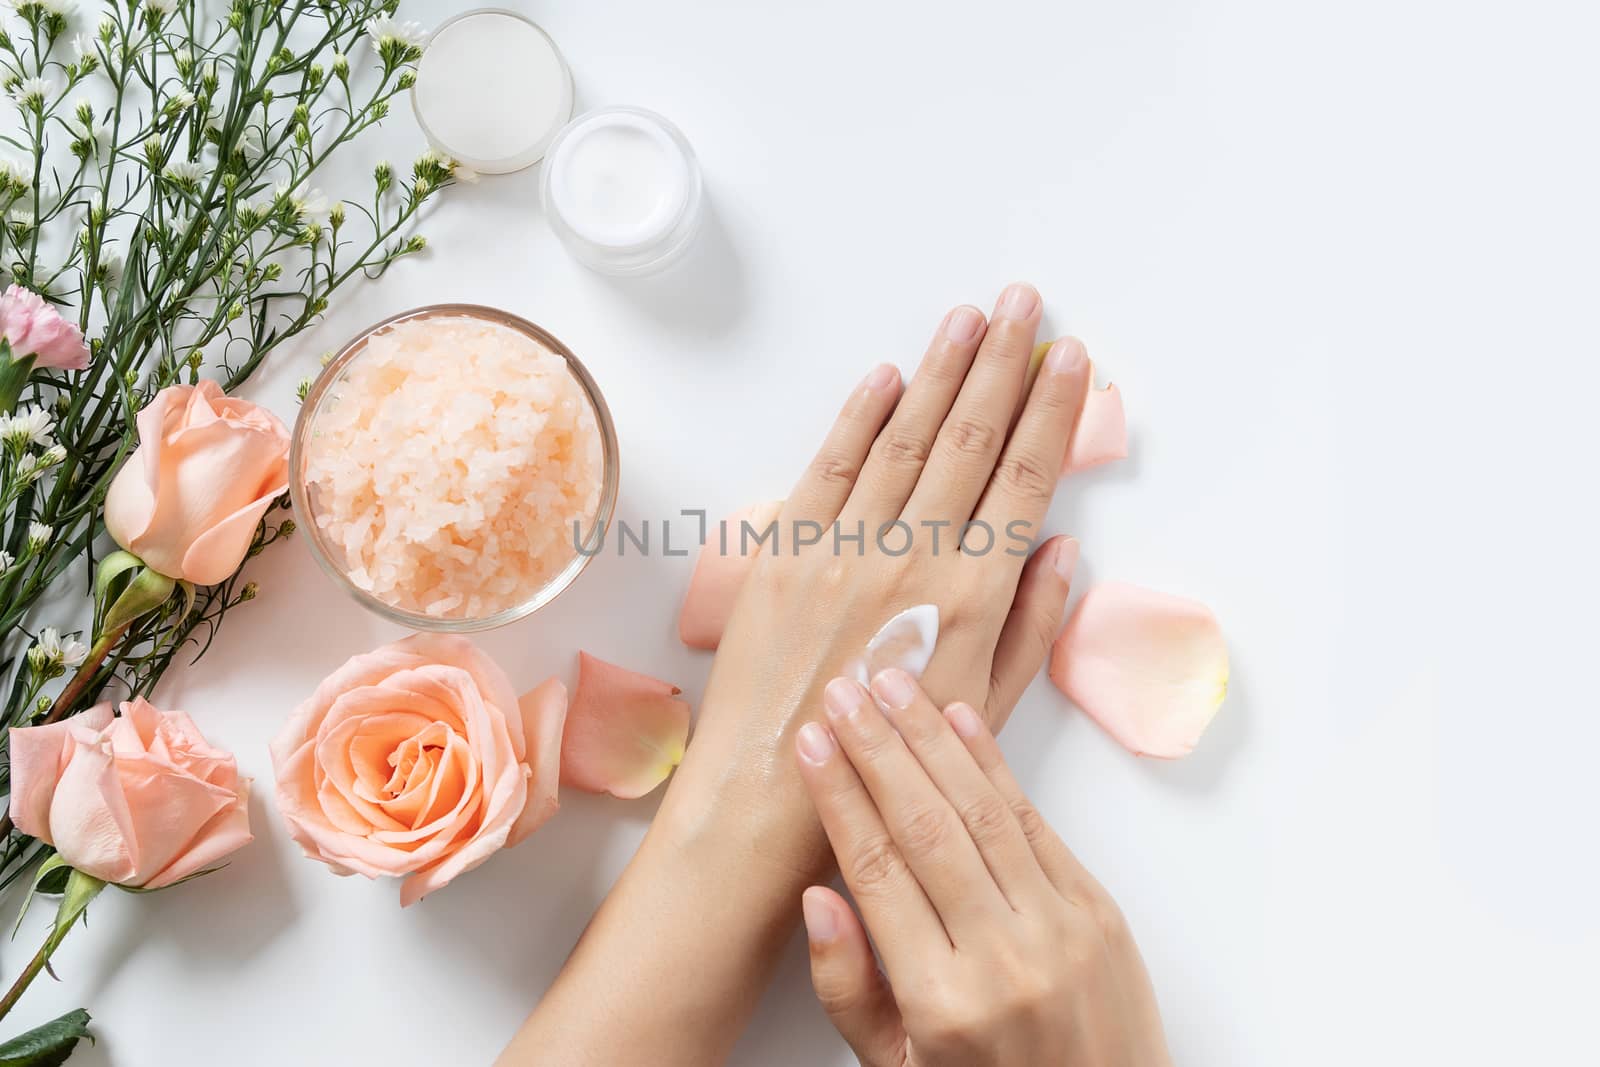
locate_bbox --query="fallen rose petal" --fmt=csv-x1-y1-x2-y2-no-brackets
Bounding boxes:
561,653,690,799
1049,582,1228,759
678,500,784,650
1063,371,1128,475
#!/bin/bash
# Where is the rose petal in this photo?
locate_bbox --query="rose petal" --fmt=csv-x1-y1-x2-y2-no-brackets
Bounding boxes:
6,703,115,841
678,500,784,650
510,678,566,846
1063,371,1128,476
561,653,690,799
1049,582,1228,759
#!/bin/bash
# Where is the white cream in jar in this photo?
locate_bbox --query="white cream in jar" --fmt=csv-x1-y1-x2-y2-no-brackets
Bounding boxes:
541,107,704,275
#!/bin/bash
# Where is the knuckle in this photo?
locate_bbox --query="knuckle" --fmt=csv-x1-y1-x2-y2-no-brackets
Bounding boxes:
941,416,997,460
876,427,932,470
1009,800,1050,844
808,447,859,487
992,451,1056,500
846,836,906,893
955,792,1014,843
1082,891,1130,944
896,804,954,854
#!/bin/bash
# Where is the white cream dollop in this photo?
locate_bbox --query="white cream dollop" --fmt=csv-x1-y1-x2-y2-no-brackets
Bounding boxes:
847,604,939,687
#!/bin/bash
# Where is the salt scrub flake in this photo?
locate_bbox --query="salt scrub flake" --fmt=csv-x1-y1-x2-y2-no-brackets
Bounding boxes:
302,315,602,619
847,604,939,687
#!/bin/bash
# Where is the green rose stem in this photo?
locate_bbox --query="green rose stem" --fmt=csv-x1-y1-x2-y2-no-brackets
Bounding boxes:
0,866,106,1022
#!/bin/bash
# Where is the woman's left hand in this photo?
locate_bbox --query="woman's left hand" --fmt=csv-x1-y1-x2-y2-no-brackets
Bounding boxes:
795,669,1172,1067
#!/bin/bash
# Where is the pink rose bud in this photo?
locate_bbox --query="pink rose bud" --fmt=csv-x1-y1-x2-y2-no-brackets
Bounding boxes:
271,634,569,907
0,284,91,371
7,699,253,888
104,381,289,585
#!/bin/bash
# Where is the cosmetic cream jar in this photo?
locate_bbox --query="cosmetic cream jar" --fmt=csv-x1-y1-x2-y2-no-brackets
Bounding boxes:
541,107,704,275
410,9,574,173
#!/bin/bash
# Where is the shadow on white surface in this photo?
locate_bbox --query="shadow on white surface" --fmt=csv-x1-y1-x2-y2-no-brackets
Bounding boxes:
597,202,748,339
76,789,297,1006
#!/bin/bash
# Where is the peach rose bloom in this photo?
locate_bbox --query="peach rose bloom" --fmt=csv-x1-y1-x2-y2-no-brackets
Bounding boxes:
105,380,289,586
271,634,567,906
7,698,252,888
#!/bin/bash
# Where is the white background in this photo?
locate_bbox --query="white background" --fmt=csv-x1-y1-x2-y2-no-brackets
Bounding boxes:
7,0,1600,1063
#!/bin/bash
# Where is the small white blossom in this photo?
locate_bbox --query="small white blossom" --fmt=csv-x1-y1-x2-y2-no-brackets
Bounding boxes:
41,443,66,465
72,32,97,61
0,405,55,448
170,89,196,111
274,180,328,220
8,206,36,231
0,550,12,573
365,15,426,49
11,76,54,107
164,158,206,185
142,0,171,13
27,627,89,678
26,521,51,552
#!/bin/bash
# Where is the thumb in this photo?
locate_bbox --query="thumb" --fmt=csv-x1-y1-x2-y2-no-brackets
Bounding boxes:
987,535,1078,731
801,886,905,1066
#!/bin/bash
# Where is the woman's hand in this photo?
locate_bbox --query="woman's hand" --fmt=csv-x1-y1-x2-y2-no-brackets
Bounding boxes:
508,283,1101,1067
796,670,1171,1067
673,282,1093,874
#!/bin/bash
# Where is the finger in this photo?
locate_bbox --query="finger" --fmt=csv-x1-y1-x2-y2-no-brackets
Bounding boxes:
986,535,1079,731
822,677,1008,937
902,282,1041,526
840,305,986,524
782,363,903,528
943,700,1099,899
796,719,950,970
802,886,907,1067
971,337,1091,543
870,668,1055,910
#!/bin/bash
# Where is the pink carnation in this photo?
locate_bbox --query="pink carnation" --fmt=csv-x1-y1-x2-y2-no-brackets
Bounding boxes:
0,284,90,371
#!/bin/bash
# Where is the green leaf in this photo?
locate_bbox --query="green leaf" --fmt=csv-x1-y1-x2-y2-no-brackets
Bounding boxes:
0,1008,94,1067
0,342,33,415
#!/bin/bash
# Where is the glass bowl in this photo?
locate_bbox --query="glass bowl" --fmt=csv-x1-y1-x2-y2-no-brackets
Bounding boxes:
289,304,619,632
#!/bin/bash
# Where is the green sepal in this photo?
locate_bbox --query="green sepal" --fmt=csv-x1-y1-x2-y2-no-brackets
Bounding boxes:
9,854,69,940
101,566,175,634
0,1007,94,1067
0,342,35,416
118,862,226,893
92,550,143,609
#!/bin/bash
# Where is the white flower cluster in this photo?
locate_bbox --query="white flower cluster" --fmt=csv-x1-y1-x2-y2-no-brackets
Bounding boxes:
25,626,89,677
0,403,55,448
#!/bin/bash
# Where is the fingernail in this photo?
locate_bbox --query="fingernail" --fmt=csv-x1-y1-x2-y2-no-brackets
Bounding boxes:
797,722,837,764
862,363,898,392
945,702,984,739
1044,337,1087,374
824,677,864,722
801,888,839,943
995,282,1039,322
870,668,916,711
945,305,984,344
1053,537,1080,582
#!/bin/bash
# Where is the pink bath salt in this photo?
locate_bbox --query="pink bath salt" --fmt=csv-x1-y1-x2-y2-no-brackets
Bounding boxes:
302,315,602,619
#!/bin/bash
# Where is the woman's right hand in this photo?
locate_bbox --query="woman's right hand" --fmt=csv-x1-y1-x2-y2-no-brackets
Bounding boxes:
795,669,1171,1067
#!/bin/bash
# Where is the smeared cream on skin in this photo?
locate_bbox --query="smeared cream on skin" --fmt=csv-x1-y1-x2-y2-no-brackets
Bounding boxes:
847,604,939,686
